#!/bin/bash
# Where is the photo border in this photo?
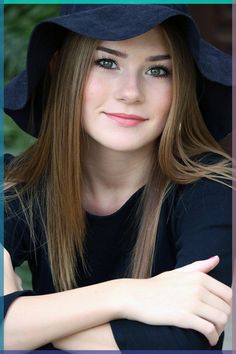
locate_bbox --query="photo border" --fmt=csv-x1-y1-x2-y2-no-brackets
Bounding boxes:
1,1,234,352
0,1,4,351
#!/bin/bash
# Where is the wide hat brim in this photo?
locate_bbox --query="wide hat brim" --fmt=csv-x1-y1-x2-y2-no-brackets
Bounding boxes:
4,4,232,140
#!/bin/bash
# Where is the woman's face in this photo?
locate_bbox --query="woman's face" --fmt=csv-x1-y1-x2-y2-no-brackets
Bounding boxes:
82,26,172,152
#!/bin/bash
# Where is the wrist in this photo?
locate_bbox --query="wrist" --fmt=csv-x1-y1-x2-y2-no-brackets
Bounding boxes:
111,278,143,320
109,278,134,320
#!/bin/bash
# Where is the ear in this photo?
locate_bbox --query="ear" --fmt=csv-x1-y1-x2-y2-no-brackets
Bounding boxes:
49,50,60,75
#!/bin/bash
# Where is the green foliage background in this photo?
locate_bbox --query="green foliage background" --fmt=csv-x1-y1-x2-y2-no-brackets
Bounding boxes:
5,5,59,288
4,5,59,155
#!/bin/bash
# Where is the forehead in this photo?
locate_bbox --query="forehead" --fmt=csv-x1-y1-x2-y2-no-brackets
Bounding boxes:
98,26,170,53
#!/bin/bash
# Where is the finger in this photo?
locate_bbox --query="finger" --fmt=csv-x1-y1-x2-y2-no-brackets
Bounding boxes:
203,276,232,306
195,302,229,336
202,290,231,316
187,315,219,346
175,256,219,273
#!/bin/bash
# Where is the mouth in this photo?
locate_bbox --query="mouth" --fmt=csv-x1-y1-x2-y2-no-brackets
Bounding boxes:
104,112,148,127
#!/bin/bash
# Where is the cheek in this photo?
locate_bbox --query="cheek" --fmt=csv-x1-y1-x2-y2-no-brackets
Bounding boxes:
82,72,109,129
152,84,172,116
83,71,110,106
83,77,101,104
148,84,172,135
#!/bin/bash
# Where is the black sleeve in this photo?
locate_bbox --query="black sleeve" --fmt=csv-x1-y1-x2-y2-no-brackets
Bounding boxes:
172,177,231,285
4,195,37,317
110,177,232,349
4,290,36,318
3,154,36,317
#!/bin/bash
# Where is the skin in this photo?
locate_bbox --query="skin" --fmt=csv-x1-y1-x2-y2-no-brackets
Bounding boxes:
82,27,172,153
5,250,231,349
4,27,232,350
81,26,172,216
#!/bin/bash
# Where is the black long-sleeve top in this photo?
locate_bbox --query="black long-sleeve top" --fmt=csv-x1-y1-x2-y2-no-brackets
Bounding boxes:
3,153,232,350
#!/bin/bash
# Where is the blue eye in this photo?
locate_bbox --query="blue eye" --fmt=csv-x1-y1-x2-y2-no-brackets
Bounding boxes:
95,58,118,70
147,66,170,78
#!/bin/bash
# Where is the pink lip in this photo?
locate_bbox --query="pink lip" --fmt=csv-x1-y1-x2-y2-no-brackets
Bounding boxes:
105,112,147,127
106,112,146,120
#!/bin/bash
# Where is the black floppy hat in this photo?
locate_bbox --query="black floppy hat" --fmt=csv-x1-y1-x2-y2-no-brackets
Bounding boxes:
4,4,232,140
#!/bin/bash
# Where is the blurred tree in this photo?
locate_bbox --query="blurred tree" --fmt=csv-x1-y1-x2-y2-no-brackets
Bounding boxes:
5,5,59,81
4,5,59,155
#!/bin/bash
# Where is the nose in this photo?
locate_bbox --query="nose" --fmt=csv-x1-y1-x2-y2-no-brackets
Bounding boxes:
114,71,144,104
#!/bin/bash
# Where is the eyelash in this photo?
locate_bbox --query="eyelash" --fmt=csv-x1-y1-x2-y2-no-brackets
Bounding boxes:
95,57,171,78
95,58,118,70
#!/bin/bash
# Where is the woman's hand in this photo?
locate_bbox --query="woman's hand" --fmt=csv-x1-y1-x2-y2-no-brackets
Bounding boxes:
123,256,232,346
4,247,23,295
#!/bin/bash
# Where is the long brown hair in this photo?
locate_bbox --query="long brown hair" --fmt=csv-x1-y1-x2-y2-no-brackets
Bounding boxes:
5,21,233,291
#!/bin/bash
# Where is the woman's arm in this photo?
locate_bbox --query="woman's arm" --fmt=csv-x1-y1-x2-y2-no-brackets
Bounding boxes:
108,177,232,350
55,257,231,350
4,248,231,350
4,248,126,350
54,323,119,350
4,248,23,294
4,248,118,351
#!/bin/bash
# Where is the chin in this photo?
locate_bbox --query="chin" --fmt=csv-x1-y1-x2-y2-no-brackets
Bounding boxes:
100,140,152,153
87,131,158,152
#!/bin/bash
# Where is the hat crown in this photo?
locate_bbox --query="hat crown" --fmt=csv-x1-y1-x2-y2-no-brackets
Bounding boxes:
60,4,189,17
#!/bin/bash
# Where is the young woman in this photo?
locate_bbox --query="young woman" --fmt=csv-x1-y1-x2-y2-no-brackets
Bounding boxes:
3,4,233,350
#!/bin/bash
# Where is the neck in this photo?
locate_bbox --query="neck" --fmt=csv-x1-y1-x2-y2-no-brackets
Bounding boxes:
81,137,155,215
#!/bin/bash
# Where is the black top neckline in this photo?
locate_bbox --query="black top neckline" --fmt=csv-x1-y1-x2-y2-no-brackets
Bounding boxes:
86,185,145,221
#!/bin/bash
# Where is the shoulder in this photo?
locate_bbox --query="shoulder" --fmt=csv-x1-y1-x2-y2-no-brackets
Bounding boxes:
174,178,231,220
166,152,232,222
191,151,227,164
172,151,231,197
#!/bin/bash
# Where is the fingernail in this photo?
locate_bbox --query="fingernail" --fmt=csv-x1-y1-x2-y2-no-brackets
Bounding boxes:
208,255,218,259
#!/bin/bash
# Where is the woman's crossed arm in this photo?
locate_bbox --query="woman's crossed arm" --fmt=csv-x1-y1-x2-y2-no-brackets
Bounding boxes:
4,248,232,350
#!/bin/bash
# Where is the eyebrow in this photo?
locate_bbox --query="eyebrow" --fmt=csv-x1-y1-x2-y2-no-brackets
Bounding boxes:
96,46,171,61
